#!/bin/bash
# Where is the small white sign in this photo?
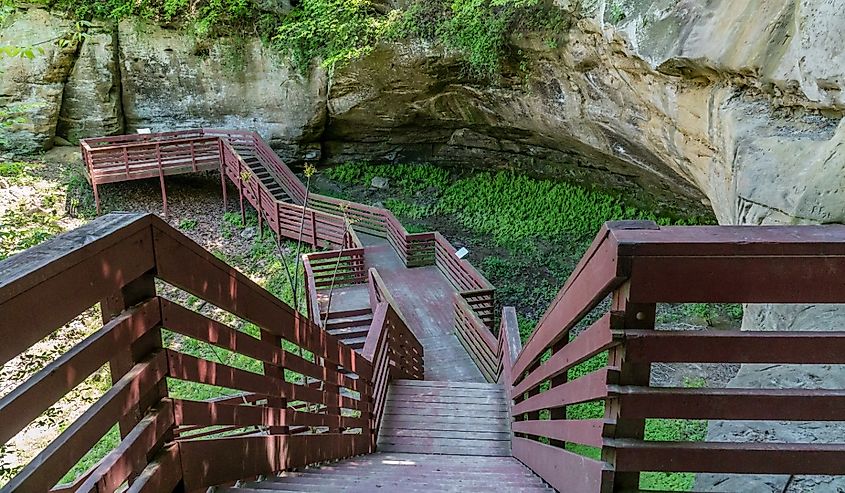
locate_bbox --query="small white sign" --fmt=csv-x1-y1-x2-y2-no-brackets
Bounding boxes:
455,247,469,259
137,128,152,134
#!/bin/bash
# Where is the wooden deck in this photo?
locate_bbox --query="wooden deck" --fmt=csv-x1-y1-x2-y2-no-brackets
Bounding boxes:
360,235,484,382
308,234,485,381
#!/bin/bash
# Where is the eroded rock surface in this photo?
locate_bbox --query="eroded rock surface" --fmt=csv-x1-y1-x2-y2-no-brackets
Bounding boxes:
57,24,123,143
0,8,78,152
116,19,328,161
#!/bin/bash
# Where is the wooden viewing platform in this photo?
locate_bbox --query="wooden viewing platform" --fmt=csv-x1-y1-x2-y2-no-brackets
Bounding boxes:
2,130,845,491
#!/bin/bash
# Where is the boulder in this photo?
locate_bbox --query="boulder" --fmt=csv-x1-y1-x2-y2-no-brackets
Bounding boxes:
0,8,78,152
56,24,123,143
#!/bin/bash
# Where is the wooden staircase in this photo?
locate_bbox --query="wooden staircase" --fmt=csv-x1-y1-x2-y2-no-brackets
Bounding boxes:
378,380,511,456
323,308,374,351
242,155,295,204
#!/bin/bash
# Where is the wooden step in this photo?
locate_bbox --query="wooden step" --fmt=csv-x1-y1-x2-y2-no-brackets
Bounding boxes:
322,308,372,320
326,313,373,330
223,453,550,492
327,325,370,339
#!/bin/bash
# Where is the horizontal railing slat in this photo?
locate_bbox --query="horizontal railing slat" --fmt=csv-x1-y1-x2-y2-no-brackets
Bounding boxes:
0,298,160,445
609,439,845,474
3,352,167,492
512,368,611,416
513,419,606,448
611,386,845,421
621,329,845,364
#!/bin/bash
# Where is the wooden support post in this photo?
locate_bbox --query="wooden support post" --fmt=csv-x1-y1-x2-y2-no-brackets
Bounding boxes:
219,140,228,212
156,143,168,217
100,271,169,481
237,159,245,225
123,147,129,179
275,201,281,242
93,182,101,215
603,281,656,491
257,188,263,238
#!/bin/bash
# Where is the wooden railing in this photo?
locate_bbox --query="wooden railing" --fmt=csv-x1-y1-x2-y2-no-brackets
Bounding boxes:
81,131,493,306
82,128,494,369
506,220,845,492
363,269,425,442
0,213,422,492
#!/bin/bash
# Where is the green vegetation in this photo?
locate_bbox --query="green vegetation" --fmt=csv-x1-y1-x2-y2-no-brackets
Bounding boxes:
44,0,568,77
390,0,568,77
0,161,65,260
179,218,199,230
272,0,392,73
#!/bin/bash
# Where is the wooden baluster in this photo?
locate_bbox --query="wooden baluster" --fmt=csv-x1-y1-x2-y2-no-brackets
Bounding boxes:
311,210,318,247
123,147,129,179
219,139,228,211
100,271,169,482
190,140,197,172
156,143,168,217
604,281,656,491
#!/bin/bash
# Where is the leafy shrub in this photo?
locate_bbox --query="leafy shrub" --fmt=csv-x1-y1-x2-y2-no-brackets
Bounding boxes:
272,0,391,72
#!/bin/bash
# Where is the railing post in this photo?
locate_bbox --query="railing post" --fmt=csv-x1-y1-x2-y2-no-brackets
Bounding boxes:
100,270,169,480
603,281,655,491
219,139,228,211
261,328,288,437
155,143,168,217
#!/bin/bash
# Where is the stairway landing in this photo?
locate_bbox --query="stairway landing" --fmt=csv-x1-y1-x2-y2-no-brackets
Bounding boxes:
225,453,550,492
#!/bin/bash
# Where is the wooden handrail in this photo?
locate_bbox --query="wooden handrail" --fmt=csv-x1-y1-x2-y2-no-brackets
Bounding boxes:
0,213,380,492
505,220,845,491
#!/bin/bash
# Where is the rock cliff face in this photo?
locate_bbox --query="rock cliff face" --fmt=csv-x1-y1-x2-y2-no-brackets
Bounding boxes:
3,1,844,223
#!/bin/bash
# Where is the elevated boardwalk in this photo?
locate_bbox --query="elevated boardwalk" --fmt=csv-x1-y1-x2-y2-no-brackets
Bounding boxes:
1,129,837,491
81,128,497,383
